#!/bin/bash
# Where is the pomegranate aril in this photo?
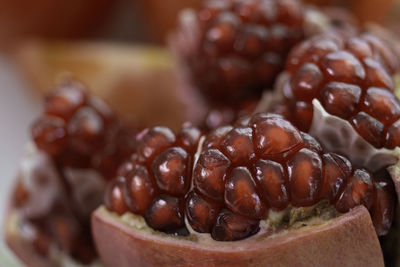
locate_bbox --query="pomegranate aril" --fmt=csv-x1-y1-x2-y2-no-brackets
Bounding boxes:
321,51,365,83
290,63,323,101
320,153,350,202
152,147,190,197
350,112,384,148
251,114,303,159
385,119,400,149
371,171,395,236
335,169,375,213
203,126,233,149
205,12,239,53
301,132,322,153
287,148,322,207
136,127,176,164
186,191,220,233
194,148,231,201
104,177,129,215
234,25,268,58
31,116,68,156
253,159,289,210
224,167,266,219
364,58,394,90
144,195,184,232
68,107,105,155
345,37,373,59
211,209,259,241
123,165,156,215
176,125,202,153
45,83,86,120
88,97,116,128
221,127,255,164
293,101,313,132
319,82,361,119
362,87,400,126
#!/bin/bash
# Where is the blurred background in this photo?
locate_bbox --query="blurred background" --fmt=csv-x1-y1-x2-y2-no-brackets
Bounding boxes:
0,0,399,265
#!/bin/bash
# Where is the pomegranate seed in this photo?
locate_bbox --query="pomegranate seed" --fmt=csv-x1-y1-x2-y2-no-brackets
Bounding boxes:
45,83,86,120
287,148,322,206
136,127,176,163
320,153,351,202
319,82,361,119
251,114,303,160
345,37,373,59
203,126,233,150
301,132,322,153
104,177,129,215
68,107,105,155
335,169,375,213
31,116,68,156
363,58,394,90
350,112,384,148
211,209,259,241
371,171,395,236
224,167,266,219
321,51,365,83
194,148,231,201
253,159,289,210
385,119,400,149
186,191,220,233
221,127,255,164
123,165,156,215
290,63,323,101
144,195,184,232
176,125,202,153
293,101,313,132
151,147,190,197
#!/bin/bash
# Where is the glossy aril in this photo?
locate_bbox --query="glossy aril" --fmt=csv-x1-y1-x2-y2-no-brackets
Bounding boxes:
105,113,395,241
104,177,129,215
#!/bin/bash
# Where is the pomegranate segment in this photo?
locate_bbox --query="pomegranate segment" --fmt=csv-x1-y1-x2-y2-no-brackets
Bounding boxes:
176,0,305,103
105,113,395,241
104,177,129,216
275,31,400,149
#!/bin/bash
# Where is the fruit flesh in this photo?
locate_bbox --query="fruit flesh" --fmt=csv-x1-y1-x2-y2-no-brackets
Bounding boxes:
105,113,395,241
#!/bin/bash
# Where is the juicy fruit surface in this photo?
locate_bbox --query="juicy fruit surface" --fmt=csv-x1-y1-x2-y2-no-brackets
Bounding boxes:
105,113,395,241
18,82,137,264
183,0,305,103
275,31,400,149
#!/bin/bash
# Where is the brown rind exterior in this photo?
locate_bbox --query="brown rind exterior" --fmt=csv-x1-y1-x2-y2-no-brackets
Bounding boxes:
92,205,384,267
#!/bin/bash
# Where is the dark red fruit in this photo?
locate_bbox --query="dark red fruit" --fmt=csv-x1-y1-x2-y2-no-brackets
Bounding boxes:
335,169,375,213
105,113,395,241
253,159,289,210
186,191,220,233
211,209,259,241
319,82,361,119
44,82,87,120
104,177,129,216
350,112,384,148
136,127,176,163
144,195,185,232
319,153,351,202
276,32,400,149
194,148,231,201
152,147,190,197
287,148,322,206
251,114,303,160
224,167,266,219
123,165,156,215
385,119,400,149
371,171,395,236
179,0,305,103
31,116,68,156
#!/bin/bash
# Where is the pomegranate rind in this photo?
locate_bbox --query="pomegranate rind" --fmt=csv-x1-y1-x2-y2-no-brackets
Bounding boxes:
92,205,383,267
5,198,101,267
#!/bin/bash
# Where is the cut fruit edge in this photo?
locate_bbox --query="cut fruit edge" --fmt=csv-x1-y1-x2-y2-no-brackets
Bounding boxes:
92,205,383,267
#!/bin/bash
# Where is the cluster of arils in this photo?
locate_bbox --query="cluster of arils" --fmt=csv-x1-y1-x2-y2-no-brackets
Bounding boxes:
15,82,137,263
31,81,137,179
105,114,395,241
274,31,400,149
184,0,305,103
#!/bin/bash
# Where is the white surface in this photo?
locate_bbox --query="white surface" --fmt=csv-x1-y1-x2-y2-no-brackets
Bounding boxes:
0,55,40,266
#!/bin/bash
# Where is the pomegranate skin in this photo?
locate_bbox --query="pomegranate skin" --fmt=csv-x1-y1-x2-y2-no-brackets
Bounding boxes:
92,205,383,267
